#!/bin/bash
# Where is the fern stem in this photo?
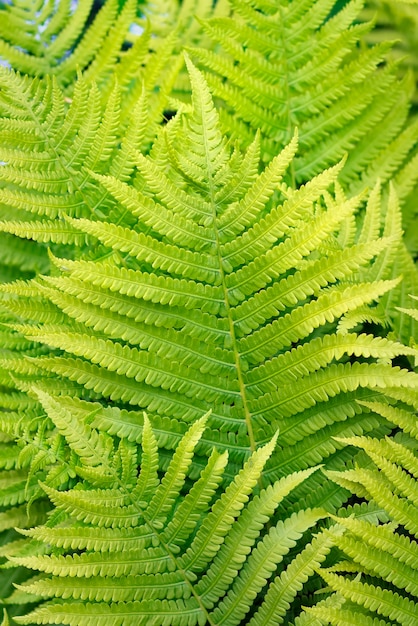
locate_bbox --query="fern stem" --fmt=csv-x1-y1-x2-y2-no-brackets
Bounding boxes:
211,243,257,450
223,288,257,454
210,197,257,452
206,164,257,456
188,57,258,454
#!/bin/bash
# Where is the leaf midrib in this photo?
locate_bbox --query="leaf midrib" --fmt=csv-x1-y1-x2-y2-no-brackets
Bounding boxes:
197,82,258,455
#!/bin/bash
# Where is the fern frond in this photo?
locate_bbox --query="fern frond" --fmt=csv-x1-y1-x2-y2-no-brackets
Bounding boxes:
5,396,335,626
188,0,418,332
33,390,114,472
0,0,149,94
0,56,180,275
332,517,418,595
0,15,417,621
247,524,344,626
313,419,418,626
190,0,418,196
316,570,417,626
4,60,416,506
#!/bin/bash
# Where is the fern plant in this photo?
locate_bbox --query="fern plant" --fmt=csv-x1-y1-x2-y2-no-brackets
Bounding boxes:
0,0,142,88
2,59,417,497
189,0,418,191
0,1,417,624
362,0,418,258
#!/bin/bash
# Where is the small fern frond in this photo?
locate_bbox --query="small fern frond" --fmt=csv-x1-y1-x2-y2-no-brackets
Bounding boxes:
0,58,180,278
314,569,417,626
312,418,418,625
34,390,114,473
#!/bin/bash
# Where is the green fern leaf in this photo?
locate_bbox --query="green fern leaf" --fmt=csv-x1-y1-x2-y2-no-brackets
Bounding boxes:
317,570,417,626
7,395,331,626
0,0,151,96
188,0,418,341
0,7,417,621
33,390,113,472
313,417,418,626
190,0,418,195
3,60,416,508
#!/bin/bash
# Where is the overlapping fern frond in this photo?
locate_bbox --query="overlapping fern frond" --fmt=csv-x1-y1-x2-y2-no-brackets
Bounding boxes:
0,37,179,613
0,42,178,233
362,0,418,257
0,2,416,624
363,0,418,95
188,0,418,340
2,61,416,512
190,0,418,193
306,401,418,626
0,0,142,90
0,56,178,502
1,392,336,626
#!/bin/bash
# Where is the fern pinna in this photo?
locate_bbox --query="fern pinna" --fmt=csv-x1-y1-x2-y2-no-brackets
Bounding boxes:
0,1,416,625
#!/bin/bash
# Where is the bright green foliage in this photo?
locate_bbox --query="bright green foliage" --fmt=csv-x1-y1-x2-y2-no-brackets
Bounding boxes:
0,0,141,89
306,402,418,626
360,0,418,256
363,1,418,98
0,1,416,624
190,0,418,192
0,45,177,236
189,0,418,339
0,39,179,481
1,394,333,626
1,62,417,512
